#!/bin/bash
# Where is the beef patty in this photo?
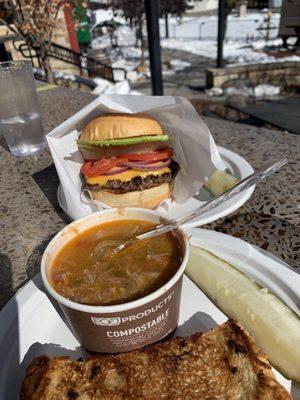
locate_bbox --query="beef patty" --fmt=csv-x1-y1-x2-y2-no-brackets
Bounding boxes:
86,161,179,194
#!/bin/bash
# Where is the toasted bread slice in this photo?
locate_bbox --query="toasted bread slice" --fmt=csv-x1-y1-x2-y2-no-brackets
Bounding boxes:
20,320,291,399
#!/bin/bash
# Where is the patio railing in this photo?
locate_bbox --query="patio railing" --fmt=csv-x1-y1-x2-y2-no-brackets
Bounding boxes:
14,41,127,83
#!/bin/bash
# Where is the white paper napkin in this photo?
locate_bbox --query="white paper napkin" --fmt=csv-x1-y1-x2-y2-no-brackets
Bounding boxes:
46,94,226,220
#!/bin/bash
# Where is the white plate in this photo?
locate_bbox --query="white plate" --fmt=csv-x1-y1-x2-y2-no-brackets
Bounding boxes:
1,229,299,399
58,146,255,227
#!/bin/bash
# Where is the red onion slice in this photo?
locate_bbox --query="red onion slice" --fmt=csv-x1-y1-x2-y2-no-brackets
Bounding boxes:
124,160,159,165
120,159,171,171
103,167,129,176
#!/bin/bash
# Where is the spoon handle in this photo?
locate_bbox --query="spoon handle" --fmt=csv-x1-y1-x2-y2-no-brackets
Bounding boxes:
136,158,287,241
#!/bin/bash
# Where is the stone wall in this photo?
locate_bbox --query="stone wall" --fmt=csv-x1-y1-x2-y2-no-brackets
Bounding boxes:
206,62,300,88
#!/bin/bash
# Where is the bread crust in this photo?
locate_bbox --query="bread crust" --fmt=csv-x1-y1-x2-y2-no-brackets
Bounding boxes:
90,183,171,209
81,113,163,141
20,320,292,400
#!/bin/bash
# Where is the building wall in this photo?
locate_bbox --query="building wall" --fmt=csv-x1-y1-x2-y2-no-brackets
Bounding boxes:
186,0,218,13
269,0,282,7
49,8,80,75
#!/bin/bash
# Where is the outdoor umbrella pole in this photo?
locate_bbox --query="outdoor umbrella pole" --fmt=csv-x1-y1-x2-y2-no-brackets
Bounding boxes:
217,0,225,68
145,0,164,95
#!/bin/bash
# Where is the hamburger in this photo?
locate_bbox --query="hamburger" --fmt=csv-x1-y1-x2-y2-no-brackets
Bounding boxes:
78,113,179,209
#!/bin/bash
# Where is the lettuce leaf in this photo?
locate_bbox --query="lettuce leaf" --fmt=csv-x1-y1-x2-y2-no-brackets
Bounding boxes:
77,134,170,148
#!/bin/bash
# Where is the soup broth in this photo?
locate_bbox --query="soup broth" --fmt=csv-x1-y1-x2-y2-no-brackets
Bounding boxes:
50,219,183,306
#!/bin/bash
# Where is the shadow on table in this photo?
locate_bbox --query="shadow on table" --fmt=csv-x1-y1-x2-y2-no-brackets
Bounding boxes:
0,253,14,310
32,164,70,224
0,134,9,152
25,236,57,280
0,251,20,400
1,233,61,305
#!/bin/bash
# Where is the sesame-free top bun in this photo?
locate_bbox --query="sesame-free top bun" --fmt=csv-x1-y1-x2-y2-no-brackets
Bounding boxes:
81,113,163,141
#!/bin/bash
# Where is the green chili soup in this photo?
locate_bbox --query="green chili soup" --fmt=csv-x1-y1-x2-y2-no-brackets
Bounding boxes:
50,219,183,306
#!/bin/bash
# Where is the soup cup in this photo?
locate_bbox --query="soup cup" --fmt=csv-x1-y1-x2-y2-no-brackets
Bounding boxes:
41,208,189,353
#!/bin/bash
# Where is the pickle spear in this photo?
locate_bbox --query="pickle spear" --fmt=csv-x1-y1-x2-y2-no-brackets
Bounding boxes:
186,246,300,383
204,170,239,196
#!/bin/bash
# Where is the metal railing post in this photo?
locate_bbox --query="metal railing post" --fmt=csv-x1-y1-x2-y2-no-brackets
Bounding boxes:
217,0,226,68
145,0,164,95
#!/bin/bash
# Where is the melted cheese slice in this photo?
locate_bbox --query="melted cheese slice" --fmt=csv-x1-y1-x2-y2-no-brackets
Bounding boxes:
86,167,171,186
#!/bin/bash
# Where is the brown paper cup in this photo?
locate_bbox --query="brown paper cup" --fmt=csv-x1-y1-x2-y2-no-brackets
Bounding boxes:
41,208,189,353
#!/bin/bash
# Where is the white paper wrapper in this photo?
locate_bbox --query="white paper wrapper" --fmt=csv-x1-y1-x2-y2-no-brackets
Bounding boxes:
46,94,226,220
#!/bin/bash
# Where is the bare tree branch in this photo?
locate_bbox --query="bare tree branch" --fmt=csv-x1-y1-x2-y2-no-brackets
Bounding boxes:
0,16,24,38
0,0,88,82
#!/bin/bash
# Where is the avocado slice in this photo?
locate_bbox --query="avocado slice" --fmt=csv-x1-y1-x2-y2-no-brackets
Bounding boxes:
77,134,170,148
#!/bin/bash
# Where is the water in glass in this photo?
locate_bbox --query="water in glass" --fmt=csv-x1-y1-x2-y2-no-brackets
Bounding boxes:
0,61,46,156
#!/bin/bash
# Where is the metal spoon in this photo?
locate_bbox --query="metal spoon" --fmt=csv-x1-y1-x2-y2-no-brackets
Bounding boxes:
112,158,287,255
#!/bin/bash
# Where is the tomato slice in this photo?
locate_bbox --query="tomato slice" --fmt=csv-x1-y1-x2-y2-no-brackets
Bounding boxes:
81,158,118,177
117,148,173,162
81,148,174,177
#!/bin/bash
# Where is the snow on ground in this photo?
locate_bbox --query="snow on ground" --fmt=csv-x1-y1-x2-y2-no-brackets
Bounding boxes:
91,10,300,71
92,11,281,47
161,37,299,65
159,13,300,65
224,84,281,97
91,9,125,27
92,26,146,81
33,66,141,96
33,68,77,81
92,9,281,41
92,78,141,96
89,9,300,91
169,59,191,71
207,84,281,97
110,47,141,72
254,84,280,97
92,25,136,49
92,24,192,81
159,12,280,41
161,37,271,64
53,71,76,81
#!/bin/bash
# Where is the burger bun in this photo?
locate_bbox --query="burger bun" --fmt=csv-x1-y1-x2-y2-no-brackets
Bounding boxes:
90,183,171,209
81,113,163,142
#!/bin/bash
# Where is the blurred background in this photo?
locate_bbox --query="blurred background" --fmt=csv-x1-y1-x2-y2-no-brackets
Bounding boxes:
0,0,299,133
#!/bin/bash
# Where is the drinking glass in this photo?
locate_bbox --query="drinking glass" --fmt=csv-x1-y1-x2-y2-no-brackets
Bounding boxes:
0,60,46,156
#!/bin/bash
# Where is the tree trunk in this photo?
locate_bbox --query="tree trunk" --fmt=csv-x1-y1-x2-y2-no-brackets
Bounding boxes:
43,56,54,84
109,29,114,47
39,43,54,84
223,9,229,42
165,14,169,38
295,27,300,47
138,15,145,66
40,49,54,84
32,40,54,84
141,39,145,66
135,19,139,47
